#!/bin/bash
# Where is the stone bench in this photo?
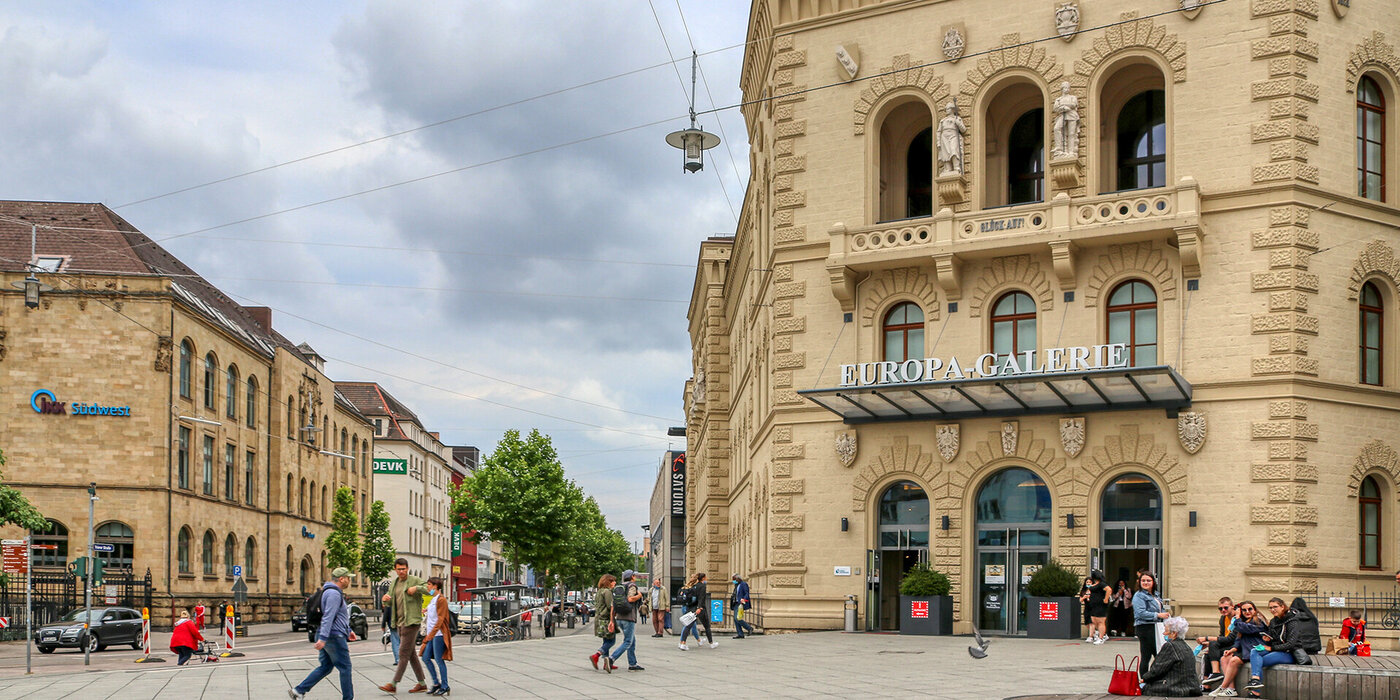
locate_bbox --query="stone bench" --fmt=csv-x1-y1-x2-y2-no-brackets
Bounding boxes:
1009,654,1400,699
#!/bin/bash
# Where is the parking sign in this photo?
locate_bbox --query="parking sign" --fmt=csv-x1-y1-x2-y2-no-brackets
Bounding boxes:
232,565,242,577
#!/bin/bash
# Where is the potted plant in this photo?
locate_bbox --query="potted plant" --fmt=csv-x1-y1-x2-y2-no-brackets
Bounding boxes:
1024,558,1083,639
898,563,953,635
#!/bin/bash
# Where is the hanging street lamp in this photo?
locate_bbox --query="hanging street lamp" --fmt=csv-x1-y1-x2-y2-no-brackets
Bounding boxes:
10,224,52,309
665,51,720,173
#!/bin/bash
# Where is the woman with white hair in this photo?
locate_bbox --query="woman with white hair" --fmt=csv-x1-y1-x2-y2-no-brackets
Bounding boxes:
1140,616,1203,697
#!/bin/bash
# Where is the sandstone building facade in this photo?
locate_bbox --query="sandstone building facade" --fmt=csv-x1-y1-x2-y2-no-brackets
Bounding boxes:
685,0,1400,643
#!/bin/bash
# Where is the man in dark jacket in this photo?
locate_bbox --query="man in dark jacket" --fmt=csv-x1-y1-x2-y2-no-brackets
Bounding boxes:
1197,597,1234,686
731,574,754,639
289,568,357,700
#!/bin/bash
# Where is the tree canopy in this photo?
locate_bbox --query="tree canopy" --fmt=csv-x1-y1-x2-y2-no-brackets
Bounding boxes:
326,486,360,573
0,448,48,532
361,500,395,584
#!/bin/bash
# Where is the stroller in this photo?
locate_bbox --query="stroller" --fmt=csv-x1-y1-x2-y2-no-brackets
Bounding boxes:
196,638,222,662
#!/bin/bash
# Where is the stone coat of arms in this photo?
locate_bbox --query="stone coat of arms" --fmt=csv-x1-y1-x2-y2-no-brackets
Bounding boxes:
936,424,960,462
1055,3,1079,41
1001,421,1019,456
835,432,857,468
1060,417,1085,458
941,25,965,62
1178,412,1207,454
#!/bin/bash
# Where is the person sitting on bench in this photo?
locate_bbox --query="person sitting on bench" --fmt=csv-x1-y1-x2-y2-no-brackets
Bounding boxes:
1140,616,1203,697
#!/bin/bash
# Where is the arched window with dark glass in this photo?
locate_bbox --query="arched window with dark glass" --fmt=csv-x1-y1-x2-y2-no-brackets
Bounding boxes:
1116,90,1166,191
300,478,307,515
285,546,294,583
975,467,1052,524
286,474,294,512
202,530,216,576
95,521,134,572
992,291,1036,362
1361,476,1382,569
1008,109,1044,205
177,527,192,574
883,302,925,363
907,128,933,218
1359,77,1385,201
310,480,317,519
1107,281,1158,367
225,365,239,419
245,536,256,578
33,520,68,568
246,376,257,428
224,533,236,576
1362,281,1383,385
203,353,217,410
179,340,193,398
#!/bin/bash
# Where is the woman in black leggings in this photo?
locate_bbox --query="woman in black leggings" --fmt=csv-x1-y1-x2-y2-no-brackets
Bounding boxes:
1130,571,1169,667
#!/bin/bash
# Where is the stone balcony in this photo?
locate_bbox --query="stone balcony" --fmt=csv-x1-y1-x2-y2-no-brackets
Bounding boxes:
824,176,1202,308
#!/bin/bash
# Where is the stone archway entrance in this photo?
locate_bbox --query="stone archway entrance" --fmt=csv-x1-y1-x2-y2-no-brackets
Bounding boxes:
871,480,929,630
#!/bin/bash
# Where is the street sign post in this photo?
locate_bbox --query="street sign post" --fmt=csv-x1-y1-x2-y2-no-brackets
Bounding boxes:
91,543,114,553
1,540,27,575
26,543,55,675
231,565,242,578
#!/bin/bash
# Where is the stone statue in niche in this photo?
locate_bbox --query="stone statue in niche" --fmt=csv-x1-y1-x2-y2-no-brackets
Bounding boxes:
1051,82,1079,159
937,100,966,176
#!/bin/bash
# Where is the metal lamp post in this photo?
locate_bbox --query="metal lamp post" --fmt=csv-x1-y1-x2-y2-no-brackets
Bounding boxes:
84,482,97,666
11,226,53,308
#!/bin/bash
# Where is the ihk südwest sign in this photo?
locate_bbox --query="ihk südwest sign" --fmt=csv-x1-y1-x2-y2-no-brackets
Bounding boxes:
839,344,1130,388
372,458,408,475
30,389,132,417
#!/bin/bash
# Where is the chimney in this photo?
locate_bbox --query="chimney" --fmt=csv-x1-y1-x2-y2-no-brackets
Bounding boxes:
246,306,273,330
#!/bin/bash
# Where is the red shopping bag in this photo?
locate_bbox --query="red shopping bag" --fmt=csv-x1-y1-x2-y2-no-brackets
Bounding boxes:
1108,654,1142,696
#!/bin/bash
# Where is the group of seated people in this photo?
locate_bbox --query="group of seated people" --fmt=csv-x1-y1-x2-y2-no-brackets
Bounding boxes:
1187,596,1322,697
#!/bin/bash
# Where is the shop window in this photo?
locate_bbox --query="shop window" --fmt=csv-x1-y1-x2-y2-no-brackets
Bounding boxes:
877,100,935,221
203,353,217,410
245,536,256,578
246,377,257,428
1116,91,1166,191
1007,109,1045,205
177,527,192,574
1361,476,1382,569
179,340,193,398
1107,281,1158,367
32,519,68,568
202,435,214,496
177,426,190,489
224,533,236,576
882,302,925,363
991,291,1037,362
245,451,256,505
1361,281,1383,385
225,365,239,419
202,530,216,576
1359,76,1386,202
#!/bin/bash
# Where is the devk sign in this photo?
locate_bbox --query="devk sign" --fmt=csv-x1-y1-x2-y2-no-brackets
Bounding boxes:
840,344,1130,388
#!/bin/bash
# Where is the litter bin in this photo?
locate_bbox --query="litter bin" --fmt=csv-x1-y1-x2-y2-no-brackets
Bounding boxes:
671,604,687,636
844,594,858,633
567,614,576,629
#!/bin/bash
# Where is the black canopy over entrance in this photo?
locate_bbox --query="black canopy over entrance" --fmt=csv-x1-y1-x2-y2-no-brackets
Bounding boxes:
799,365,1190,424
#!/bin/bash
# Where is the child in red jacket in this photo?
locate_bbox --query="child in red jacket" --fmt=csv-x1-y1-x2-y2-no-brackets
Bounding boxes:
169,610,205,665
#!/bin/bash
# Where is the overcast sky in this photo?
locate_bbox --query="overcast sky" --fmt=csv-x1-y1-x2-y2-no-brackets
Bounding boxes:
0,1,752,549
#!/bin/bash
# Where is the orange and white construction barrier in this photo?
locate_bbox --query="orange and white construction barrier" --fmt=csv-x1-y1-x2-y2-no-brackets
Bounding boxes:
133,607,165,663
219,605,244,658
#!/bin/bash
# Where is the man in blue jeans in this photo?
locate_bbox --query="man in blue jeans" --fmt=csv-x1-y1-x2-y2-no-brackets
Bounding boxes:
608,570,645,671
290,568,358,700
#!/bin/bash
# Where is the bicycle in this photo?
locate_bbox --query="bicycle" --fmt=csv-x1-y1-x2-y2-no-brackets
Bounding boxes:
471,619,518,643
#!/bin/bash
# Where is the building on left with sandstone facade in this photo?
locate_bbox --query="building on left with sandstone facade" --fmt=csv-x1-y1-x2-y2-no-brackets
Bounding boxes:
0,201,375,625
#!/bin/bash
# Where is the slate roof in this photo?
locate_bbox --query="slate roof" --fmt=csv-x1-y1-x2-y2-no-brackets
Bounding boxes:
336,381,421,440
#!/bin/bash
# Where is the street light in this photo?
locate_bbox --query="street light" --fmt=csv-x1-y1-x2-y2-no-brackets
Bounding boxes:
10,224,52,309
84,482,97,667
664,51,720,173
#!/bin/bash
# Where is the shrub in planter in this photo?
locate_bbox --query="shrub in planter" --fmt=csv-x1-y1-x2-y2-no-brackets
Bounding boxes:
1024,559,1082,639
898,563,953,635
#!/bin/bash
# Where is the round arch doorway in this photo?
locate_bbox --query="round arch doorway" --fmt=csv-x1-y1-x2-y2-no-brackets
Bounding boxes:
868,480,930,630
1099,473,1163,593
974,467,1052,635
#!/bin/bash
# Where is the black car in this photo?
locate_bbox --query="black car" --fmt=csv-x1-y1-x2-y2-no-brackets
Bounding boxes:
34,607,144,654
292,603,368,641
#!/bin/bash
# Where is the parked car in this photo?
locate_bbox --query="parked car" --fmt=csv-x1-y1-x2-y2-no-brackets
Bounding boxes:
33,607,144,654
448,601,482,634
292,602,369,640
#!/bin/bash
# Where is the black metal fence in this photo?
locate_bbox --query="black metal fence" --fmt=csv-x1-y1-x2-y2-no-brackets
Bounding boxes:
1299,586,1400,631
0,569,154,641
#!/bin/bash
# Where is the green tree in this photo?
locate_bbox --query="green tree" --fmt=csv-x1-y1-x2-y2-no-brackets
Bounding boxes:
360,500,395,584
449,429,582,581
0,448,48,531
552,497,632,591
326,486,360,573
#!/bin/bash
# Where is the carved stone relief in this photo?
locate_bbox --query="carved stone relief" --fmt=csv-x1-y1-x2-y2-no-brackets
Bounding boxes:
936,424,960,462
941,24,966,62
1060,417,1085,458
1332,0,1349,19
836,432,857,468
1055,3,1079,41
1177,412,1207,454
154,335,173,372
692,367,706,405
1001,421,1019,456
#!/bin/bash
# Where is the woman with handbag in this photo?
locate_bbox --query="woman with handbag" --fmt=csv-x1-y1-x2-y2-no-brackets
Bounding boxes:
418,577,453,696
1140,617,1203,696
589,574,618,672
1131,572,1170,668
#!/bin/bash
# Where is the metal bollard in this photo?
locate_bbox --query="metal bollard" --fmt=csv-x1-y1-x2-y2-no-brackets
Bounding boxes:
844,594,858,633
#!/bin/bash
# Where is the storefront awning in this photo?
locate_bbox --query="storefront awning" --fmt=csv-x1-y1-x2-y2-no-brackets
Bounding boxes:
799,365,1191,424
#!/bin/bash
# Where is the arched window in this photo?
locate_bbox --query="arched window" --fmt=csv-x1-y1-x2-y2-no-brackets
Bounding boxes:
1007,109,1045,205
309,480,317,519
285,546,294,583
245,450,256,505
976,467,1052,524
877,100,935,222
286,474,294,512
1107,281,1158,367
1361,476,1382,570
1116,90,1166,191
882,302,925,363
245,536,256,578
362,444,369,476
177,527,192,574
1361,281,1383,386
95,521,134,572
203,353,218,410
225,365,239,419
224,533,236,576
341,429,349,470
33,520,68,568
992,291,1036,362
246,376,257,428
300,478,307,515
179,340,193,398
351,436,359,472
202,530,216,576
322,486,329,521
287,397,296,439
1359,76,1386,201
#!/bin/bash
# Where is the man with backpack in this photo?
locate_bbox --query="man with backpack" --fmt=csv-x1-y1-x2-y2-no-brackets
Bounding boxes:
289,568,357,700
606,570,645,672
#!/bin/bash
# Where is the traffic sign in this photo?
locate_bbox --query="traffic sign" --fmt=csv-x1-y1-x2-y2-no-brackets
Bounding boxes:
1,541,27,575
91,543,115,553
0,616,10,628
231,565,242,577
232,577,248,605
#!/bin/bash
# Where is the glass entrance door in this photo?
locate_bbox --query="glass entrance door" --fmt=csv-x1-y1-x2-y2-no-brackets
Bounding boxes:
1100,473,1163,594
976,527,1050,634
871,481,930,631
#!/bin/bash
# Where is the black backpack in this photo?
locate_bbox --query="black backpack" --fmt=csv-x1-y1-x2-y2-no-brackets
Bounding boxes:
612,583,634,617
304,586,328,629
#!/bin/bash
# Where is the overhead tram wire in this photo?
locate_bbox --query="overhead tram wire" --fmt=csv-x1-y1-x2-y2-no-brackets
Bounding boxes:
207,275,689,304
647,0,737,222
673,0,749,201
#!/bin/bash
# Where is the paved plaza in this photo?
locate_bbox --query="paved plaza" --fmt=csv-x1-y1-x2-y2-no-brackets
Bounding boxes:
0,628,1162,699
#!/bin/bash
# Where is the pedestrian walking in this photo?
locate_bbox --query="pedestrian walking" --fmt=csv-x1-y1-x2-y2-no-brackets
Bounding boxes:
731,574,754,639
378,558,429,694
589,574,618,671
288,568,358,700
607,570,645,671
169,610,204,665
418,577,453,697
650,578,666,637
678,572,716,650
